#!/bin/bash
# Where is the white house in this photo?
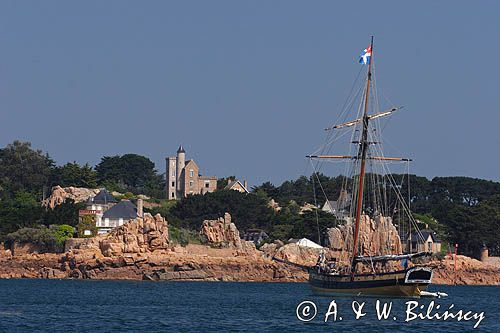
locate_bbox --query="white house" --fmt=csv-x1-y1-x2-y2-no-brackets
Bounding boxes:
81,189,118,227
97,200,138,234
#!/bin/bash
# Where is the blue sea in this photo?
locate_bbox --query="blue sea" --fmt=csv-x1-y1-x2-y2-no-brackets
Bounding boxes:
0,280,497,332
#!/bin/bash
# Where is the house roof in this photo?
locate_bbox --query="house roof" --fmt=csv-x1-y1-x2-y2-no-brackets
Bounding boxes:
323,197,350,212
409,229,441,244
177,145,185,153
323,200,338,211
244,229,268,236
184,159,199,170
225,180,249,193
90,189,117,204
102,200,137,219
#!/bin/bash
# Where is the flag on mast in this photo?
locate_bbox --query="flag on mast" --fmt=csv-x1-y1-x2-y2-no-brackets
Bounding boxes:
359,45,372,65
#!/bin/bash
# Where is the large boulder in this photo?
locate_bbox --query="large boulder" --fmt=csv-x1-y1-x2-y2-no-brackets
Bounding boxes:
67,213,169,257
200,213,242,248
273,243,322,267
99,213,169,257
325,214,402,261
43,186,100,208
200,213,256,253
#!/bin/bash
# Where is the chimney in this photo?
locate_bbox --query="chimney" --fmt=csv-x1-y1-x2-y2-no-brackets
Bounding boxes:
244,180,248,190
137,198,143,217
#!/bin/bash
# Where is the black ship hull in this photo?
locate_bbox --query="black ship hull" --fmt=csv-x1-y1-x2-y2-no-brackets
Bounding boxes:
308,267,433,297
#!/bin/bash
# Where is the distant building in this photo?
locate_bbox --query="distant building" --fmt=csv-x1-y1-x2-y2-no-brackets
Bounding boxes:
166,145,217,199
406,228,442,253
225,179,249,193
79,189,144,235
98,200,139,234
322,190,351,218
243,229,268,245
79,189,118,230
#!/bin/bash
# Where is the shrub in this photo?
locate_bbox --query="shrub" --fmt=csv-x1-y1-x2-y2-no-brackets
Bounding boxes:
53,224,74,246
169,226,206,246
6,226,57,249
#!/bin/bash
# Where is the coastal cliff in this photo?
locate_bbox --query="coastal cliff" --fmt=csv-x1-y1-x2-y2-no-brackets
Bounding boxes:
0,213,498,285
0,213,306,282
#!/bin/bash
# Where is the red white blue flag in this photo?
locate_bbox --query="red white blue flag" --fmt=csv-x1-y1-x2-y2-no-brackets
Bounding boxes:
359,46,372,65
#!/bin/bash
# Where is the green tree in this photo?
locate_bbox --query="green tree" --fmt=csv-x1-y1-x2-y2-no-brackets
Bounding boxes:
42,198,84,227
269,224,294,241
95,154,160,195
143,173,166,199
5,226,56,250
217,176,236,190
52,162,98,188
251,181,278,198
0,141,55,199
53,224,74,249
171,190,275,231
0,191,44,239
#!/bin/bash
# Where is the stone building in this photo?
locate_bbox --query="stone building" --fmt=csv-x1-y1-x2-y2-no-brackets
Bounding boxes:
406,228,442,254
166,145,217,199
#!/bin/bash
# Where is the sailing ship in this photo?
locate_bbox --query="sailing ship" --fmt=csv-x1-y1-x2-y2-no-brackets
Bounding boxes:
307,37,433,297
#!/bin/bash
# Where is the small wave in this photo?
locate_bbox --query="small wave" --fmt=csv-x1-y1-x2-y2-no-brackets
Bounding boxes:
0,310,23,317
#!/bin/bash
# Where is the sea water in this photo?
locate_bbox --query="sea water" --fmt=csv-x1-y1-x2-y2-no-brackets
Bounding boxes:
0,279,497,332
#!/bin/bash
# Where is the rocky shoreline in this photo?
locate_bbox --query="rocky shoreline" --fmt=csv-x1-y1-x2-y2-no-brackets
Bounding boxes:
1,213,499,285
1,245,499,285
0,246,308,282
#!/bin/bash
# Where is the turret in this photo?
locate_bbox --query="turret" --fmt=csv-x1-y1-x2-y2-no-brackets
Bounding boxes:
176,145,186,194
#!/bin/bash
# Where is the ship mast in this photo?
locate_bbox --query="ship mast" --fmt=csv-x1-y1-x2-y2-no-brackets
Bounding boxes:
350,36,374,278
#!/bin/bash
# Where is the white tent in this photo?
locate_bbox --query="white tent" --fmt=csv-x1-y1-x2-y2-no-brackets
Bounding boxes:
295,238,323,249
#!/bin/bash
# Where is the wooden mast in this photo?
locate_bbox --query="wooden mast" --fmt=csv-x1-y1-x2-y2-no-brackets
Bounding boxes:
350,36,374,279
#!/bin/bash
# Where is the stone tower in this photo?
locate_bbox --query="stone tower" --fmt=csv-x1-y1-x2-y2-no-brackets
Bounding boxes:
176,145,186,196
166,156,177,200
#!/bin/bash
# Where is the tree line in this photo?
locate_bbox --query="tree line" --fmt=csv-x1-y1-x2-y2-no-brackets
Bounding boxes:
0,140,499,256
0,140,164,239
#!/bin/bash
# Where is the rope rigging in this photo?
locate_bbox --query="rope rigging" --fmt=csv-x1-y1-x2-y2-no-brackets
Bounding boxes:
307,44,428,257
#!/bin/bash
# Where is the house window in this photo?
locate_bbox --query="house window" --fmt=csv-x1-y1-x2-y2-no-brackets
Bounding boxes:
427,241,432,252
171,181,175,187
189,180,193,188
172,170,176,178
171,192,175,198
190,170,194,178
205,182,210,188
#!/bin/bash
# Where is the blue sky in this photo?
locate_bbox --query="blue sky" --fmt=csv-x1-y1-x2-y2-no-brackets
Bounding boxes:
1,1,499,186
